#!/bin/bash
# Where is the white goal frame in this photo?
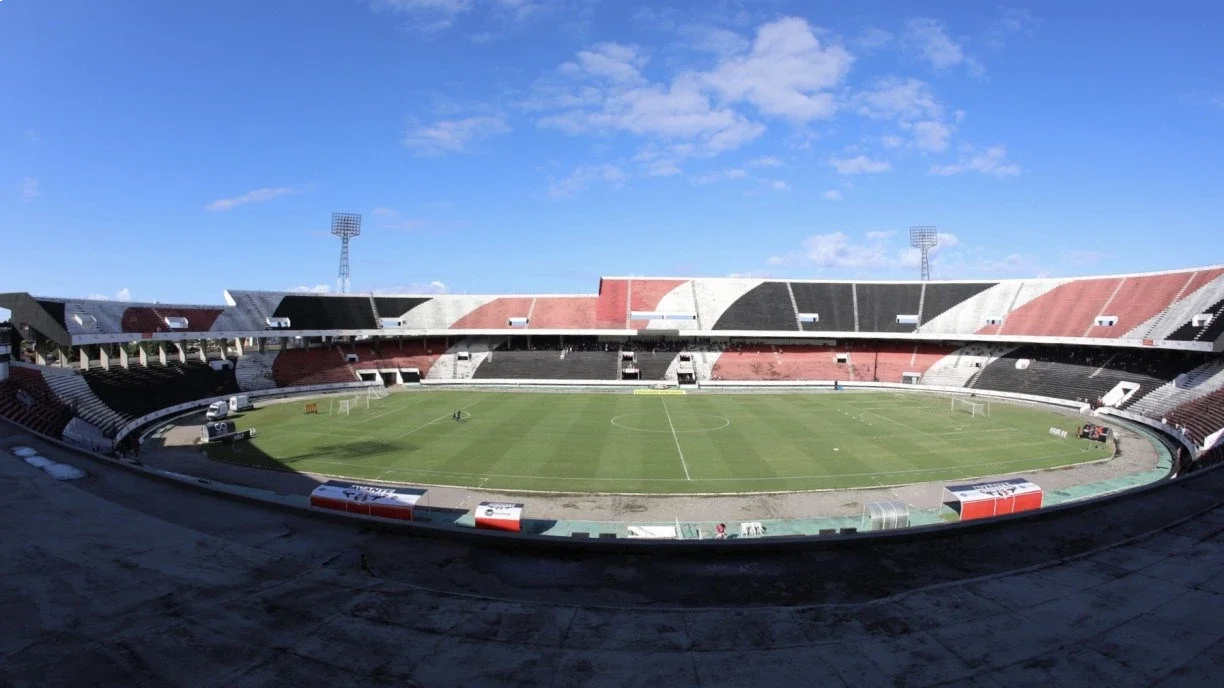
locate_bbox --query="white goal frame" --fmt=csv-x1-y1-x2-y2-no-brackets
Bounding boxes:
337,396,370,416
368,386,389,400
951,398,990,418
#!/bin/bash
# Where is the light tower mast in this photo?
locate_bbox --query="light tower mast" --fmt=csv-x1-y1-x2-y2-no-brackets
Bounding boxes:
331,212,362,294
909,225,939,281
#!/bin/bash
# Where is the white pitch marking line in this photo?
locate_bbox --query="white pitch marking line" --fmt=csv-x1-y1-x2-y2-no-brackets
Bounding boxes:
661,398,692,481
388,400,482,441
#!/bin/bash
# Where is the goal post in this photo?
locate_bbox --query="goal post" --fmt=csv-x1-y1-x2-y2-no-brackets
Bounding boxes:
337,396,369,416
951,398,990,418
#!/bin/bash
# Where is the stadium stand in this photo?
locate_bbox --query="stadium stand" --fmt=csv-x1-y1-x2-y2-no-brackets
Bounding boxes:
1165,296,1224,342
593,279,630,328
428,338,500,380
691,279,761,330
372,297,431,321
855,284,923,333
711,282,799,331
83,361,240,420
1082,272,1207,338
213,291,286,331
401,295,496,330
473,349,619,380
0,365,73,438
920,344,1016,388
918,283,995,325
628,352,675,380
272,348,356,387
234,351,280,392
1126,358,1224,419
271,295,377,331
36,365,132,435
527,297,599,329
790,283,855,332
1166,388,1224,445
860,342,960,383
33,299,67,330
451,297,534,330
629,280,687,328
710,345,840,381
349,339,446,380
119,307,224,334
970,346,1206,405
995,278,1122,337
709,342,954,383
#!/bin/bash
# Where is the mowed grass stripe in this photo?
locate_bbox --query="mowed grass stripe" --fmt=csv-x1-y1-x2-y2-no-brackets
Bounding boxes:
205,390,1114,493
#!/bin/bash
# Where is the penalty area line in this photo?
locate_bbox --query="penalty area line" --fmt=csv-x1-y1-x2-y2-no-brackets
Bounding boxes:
661,398,692,481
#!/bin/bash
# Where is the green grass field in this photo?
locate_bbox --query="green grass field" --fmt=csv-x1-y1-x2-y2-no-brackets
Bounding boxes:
203,390,1114,494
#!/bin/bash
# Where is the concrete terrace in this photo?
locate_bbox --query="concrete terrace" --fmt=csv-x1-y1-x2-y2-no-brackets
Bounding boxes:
4,420,1224,687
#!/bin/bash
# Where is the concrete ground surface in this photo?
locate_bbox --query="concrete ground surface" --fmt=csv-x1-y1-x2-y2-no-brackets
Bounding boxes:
3,421,1224,687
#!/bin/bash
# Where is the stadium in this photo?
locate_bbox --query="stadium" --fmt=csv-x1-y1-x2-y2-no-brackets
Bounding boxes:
5,262,1224,683
7,1,1224,684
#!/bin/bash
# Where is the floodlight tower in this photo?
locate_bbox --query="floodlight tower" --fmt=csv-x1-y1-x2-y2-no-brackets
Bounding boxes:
909,225,939,281
331,212,362,294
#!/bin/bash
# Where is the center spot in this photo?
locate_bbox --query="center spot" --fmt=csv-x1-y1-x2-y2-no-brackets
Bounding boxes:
610,412,731,434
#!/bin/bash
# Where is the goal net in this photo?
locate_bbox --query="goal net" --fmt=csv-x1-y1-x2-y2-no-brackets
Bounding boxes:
951,398,990,418
337,396,370,416
368,386,389,400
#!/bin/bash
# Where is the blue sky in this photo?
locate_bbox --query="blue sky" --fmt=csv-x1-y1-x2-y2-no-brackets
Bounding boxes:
2,0,1223,310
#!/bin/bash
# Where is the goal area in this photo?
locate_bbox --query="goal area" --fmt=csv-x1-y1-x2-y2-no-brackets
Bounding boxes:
951,398,990,418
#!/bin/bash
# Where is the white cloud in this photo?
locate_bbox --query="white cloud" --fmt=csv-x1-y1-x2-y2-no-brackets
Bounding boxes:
796,232,891,269
769,180,790,191
702,17,854,123
829,155,891,175
901,18,971,71
531,17,852,160
928,145,1020,177
85,288,133,302
881,134,904,149
682,24,750,56
856,77,943,121
206,187,297,211
748,156,783,168
908,120,952,152
986,8,1041,49
20,177,40,201
821,189,842,201
533,43,765,158
403,115,509,155
369,0,557,34
692,168,748,185
548,164,628,199
644,159,681,176
771,230,964,274
291,284,332,294
375,280,450,293
855,26,893,52
980,253,1040,274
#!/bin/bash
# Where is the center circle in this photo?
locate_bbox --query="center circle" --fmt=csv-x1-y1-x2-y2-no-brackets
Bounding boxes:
610,412,731,433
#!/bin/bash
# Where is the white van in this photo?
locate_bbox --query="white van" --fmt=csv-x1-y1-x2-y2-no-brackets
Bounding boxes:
205,401,228,421
229,395,253,412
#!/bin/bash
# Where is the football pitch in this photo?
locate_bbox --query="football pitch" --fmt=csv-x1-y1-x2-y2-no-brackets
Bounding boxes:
204,390,1115,494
